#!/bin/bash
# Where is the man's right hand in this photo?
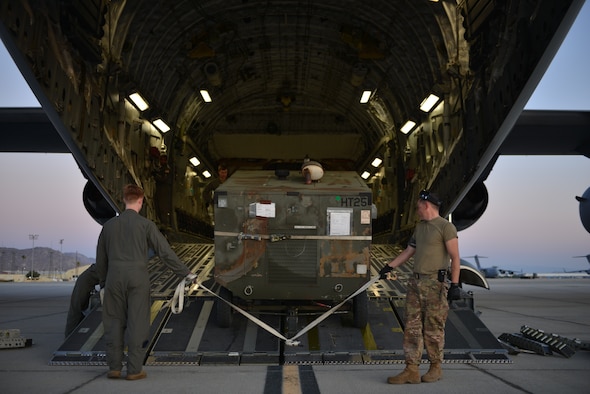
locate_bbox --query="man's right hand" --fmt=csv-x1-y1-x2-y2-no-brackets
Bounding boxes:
379,264,393,279
186,273,198,283
448,283,461,301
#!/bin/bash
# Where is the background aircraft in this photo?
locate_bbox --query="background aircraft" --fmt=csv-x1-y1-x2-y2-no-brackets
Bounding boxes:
573,254,590,263
465,254,590,279
570,254,590,273
463,255,516,278
534,257,589,278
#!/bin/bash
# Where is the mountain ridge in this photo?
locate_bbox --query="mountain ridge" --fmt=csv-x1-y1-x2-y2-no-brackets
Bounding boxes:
0,246,95,274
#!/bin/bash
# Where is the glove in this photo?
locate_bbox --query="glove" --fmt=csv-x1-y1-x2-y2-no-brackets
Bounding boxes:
448,283,461,301
186,273,197,284
379,264,394,280
99,288,105,305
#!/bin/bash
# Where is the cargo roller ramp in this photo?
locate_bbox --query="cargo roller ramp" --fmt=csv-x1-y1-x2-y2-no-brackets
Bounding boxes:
50,243,510,366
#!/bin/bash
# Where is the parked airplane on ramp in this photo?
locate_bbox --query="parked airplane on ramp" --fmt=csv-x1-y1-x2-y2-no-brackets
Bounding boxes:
573,254,590,263
570,254,590,274
0,1,588,288
463,255,517,278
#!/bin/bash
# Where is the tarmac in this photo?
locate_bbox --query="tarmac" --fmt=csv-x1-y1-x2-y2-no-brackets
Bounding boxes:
1,278,589,394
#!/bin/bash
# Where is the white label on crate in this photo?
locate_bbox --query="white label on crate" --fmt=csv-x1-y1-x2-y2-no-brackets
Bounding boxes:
361,209,371,224
251,202,275,218
328,210,352,235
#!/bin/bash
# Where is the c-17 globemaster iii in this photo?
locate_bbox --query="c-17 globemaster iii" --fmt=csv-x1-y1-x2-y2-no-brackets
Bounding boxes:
0,0,588,366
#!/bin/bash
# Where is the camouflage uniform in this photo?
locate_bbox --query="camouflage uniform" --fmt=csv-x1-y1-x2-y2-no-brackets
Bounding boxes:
403,215,456,365
403,276,449,364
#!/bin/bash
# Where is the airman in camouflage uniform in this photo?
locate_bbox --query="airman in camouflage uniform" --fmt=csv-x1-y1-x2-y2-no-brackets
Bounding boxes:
379,190,462,384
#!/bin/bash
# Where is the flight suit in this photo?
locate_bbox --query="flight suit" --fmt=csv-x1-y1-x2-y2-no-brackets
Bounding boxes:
65,264,100,337
96,209,191,375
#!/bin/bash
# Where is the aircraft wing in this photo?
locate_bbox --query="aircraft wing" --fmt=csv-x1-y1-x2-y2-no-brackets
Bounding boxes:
499,110,590,157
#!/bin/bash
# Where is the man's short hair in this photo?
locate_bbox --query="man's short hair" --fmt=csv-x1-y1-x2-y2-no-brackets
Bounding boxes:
123,184,144,203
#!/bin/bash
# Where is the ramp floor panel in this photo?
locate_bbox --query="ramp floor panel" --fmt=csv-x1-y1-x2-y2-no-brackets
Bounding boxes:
50,243,511,366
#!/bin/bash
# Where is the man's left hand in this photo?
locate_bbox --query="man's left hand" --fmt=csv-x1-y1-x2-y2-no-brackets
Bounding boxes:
448,283,461,301
379,265,393,280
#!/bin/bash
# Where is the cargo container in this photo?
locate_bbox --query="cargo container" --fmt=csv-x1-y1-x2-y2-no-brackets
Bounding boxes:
213,169,373,328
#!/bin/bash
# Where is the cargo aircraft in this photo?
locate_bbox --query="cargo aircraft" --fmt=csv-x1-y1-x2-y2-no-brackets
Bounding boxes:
569,254,590,274
1,0,588,249
462,255,517,279
1,0,589,365
528,260,590,279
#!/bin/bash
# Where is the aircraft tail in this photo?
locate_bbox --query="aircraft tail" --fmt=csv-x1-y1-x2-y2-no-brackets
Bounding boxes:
573,255,590,264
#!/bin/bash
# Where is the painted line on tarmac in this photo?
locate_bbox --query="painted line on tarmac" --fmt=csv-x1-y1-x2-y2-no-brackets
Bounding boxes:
264,365,321,394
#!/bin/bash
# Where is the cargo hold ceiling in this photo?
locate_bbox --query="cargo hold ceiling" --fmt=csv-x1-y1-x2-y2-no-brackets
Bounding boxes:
90,0,459,168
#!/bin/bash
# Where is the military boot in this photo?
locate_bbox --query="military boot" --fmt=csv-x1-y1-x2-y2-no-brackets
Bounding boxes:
421,362,442,382
387,364,420,384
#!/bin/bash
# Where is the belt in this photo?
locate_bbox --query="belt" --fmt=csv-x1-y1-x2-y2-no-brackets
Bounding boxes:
412,272,438,279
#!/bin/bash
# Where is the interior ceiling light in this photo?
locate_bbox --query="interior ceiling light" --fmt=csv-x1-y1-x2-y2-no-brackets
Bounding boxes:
371,157,383,167
202,170,212,178
200,89,212,103
360,171,371,179
189,156,200,167
359,90,372,104
153,118,171,133
400,120,417,134
128,92,149,111
419,94,440,112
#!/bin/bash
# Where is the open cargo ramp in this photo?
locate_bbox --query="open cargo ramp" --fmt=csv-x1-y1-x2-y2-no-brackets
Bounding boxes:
50,244,510,366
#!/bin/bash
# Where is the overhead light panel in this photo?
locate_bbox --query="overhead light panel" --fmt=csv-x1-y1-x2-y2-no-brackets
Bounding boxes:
419,94,440,112
153,118,170,133
189,156,200,167
200,90,212,103
360,171,371,180
202,170,212,178
128,92,149,111
359,90,372,104
400,120,416,134
371,157,383,167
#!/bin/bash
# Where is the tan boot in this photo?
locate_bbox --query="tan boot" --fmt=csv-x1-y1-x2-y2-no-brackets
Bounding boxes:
421,362,442,383
387,364,420,384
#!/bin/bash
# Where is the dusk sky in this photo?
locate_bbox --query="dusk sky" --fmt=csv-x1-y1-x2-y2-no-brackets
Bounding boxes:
1,4,589,273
